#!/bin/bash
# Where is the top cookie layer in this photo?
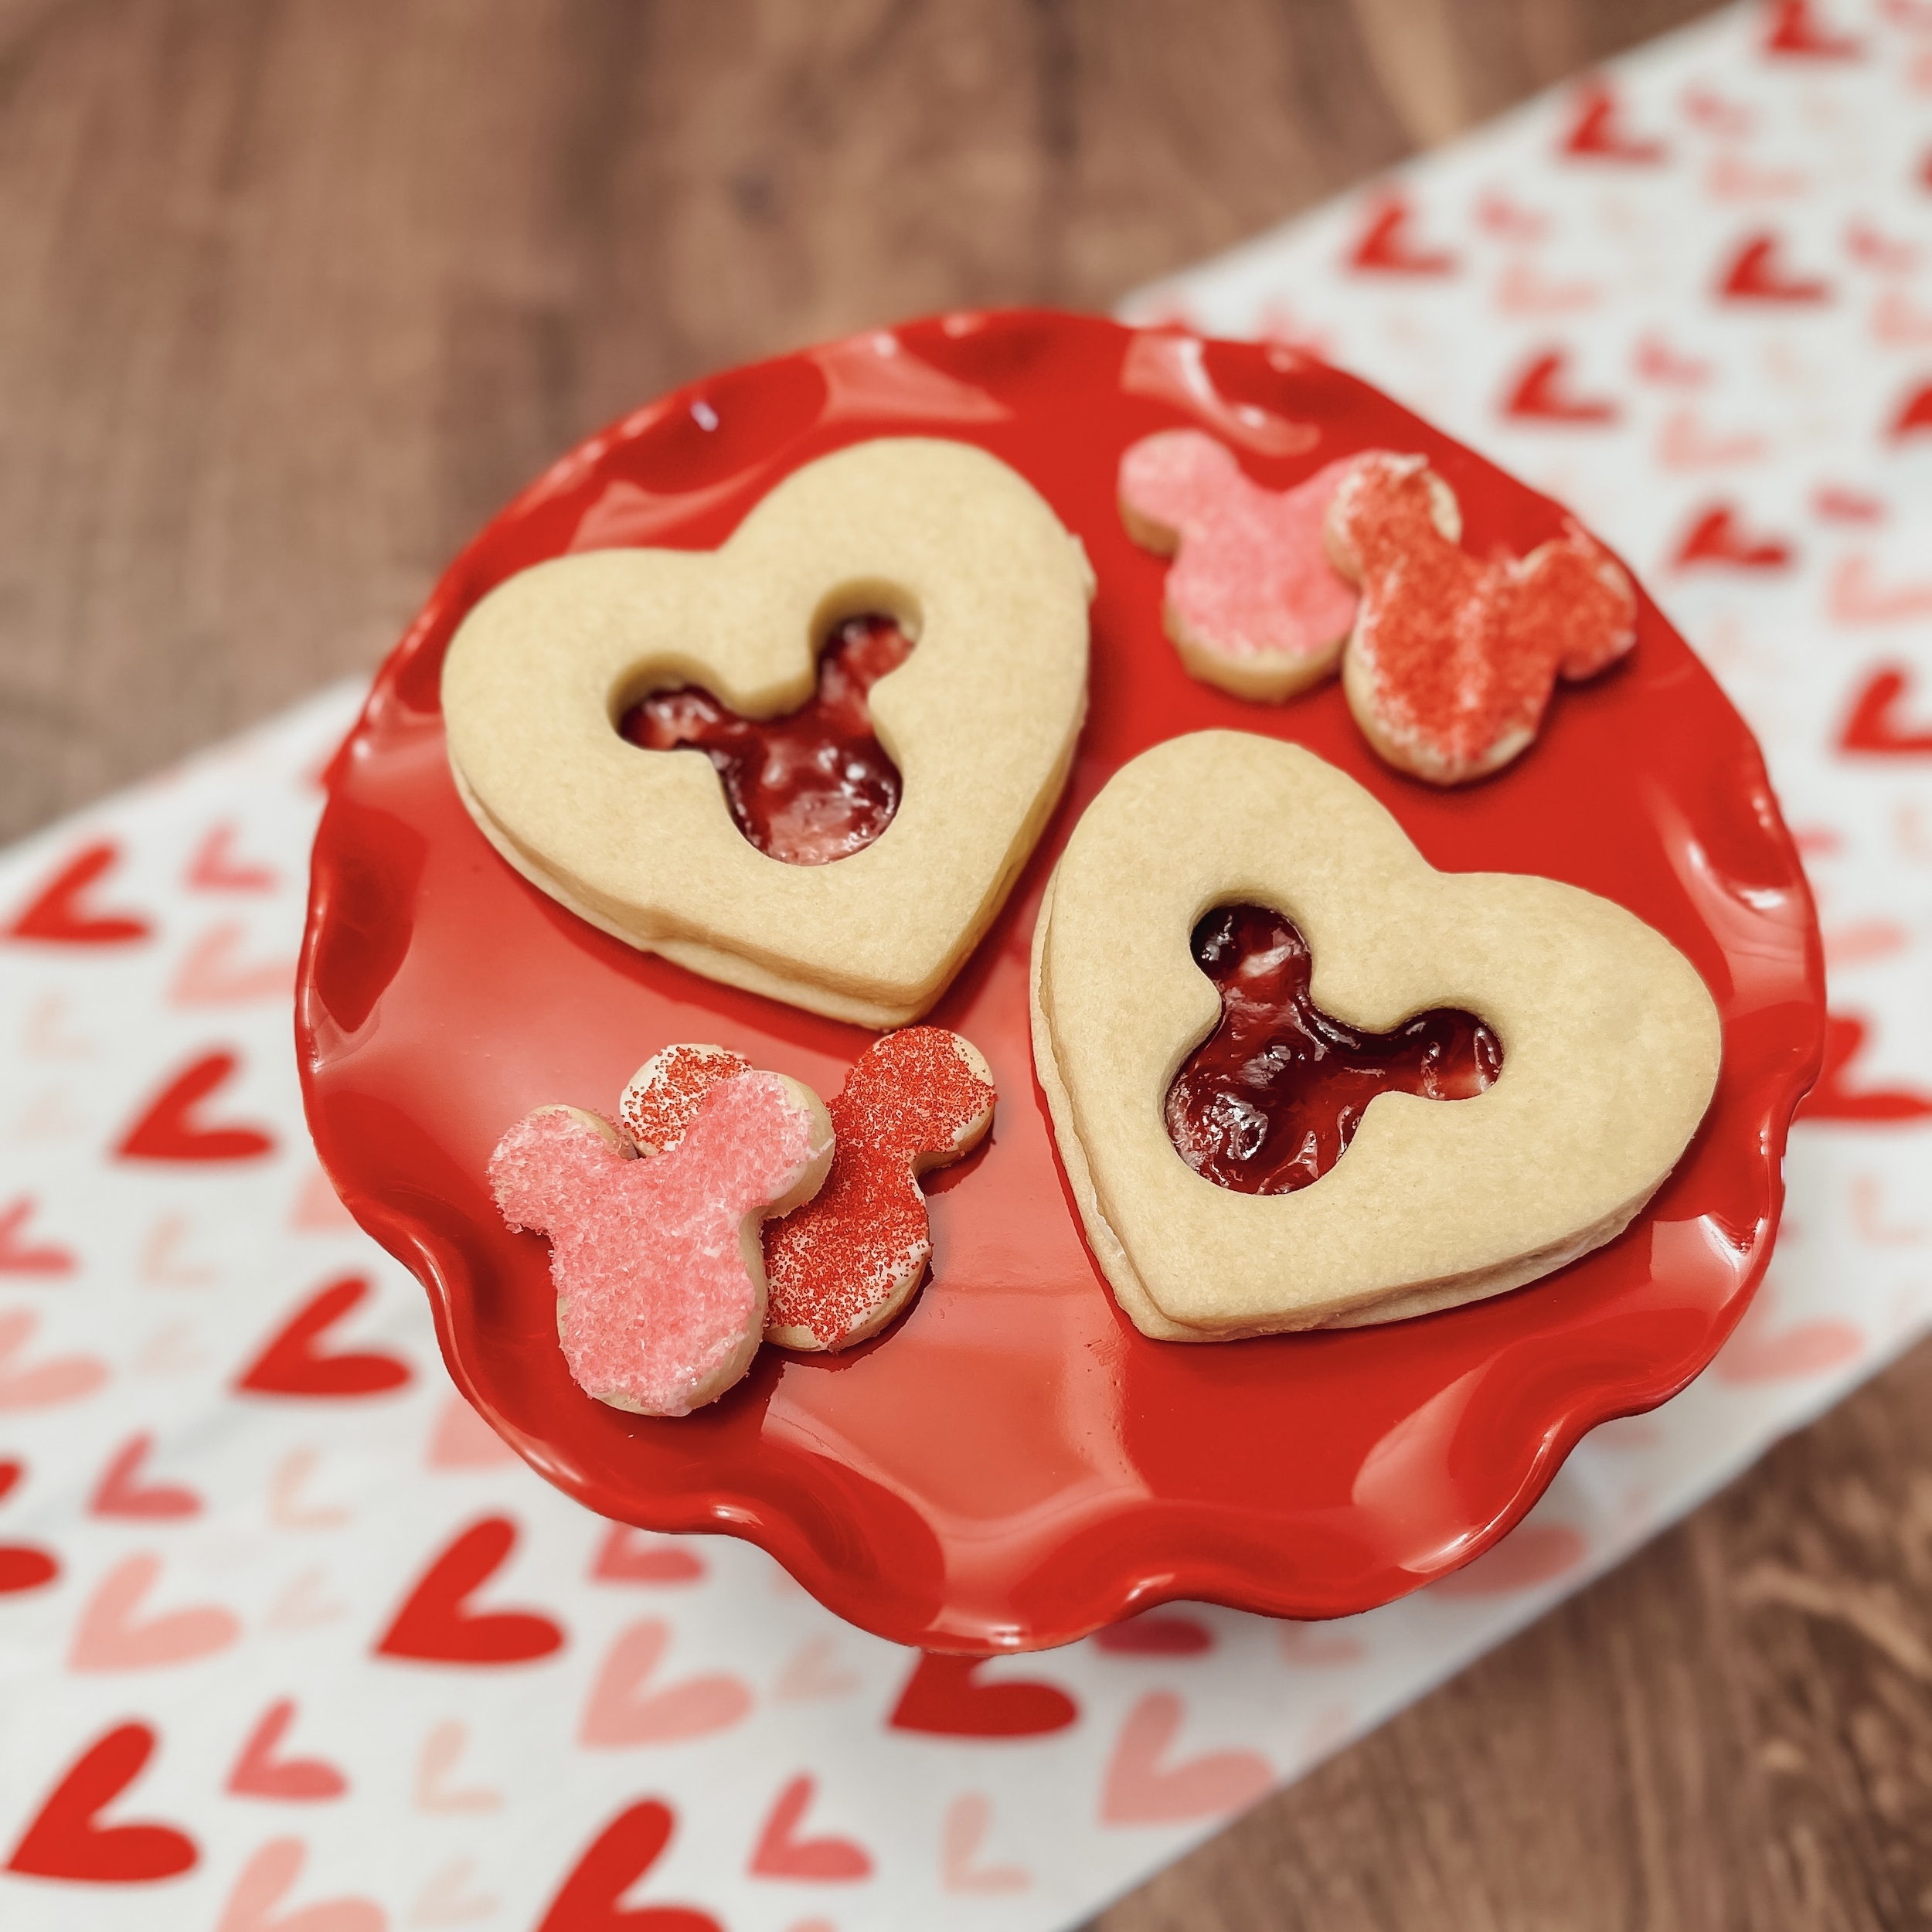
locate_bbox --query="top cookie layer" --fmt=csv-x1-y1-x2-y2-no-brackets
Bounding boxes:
441,437,1093,1028
1032,732,1723,1337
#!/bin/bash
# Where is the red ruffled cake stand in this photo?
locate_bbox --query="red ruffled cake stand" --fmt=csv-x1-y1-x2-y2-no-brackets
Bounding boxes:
298,311,1825,1653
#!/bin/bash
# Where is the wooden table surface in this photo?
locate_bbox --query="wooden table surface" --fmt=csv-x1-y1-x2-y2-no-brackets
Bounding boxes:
6,4,1928,1926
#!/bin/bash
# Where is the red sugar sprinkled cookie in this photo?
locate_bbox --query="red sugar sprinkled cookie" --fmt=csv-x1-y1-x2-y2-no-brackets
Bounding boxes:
1326,451,1638,785
620,1043,753,1155
1117,431,1374,701
764,1028,996,1352
489,1061,832,1417
620,1029,997,1352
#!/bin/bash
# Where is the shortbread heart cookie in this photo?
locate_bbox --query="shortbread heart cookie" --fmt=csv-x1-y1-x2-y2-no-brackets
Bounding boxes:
1030,732,1721,1339
1117,432,1375,700
1326,452,1638,785
489,1057,834,1414
442,438,1093,1028
618,1032,997,1352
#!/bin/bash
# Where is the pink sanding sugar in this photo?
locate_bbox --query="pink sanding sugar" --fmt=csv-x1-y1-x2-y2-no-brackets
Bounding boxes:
1117,431,1366,665
488,1074,821,1416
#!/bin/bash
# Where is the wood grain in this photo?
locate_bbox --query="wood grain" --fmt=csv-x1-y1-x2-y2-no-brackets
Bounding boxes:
0,0,1713,844
13,4,1927,1929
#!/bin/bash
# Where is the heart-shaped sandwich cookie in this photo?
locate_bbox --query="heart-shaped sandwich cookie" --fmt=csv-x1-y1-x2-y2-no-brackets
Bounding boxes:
442,438,1093,1028
1030,732,1722,1339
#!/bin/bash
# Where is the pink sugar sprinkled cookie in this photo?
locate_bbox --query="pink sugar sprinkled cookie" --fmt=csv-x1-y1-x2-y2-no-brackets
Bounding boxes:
1326,451,1638,786
489,1061,832,1417
765,1028,995,1352
1117,431,1374,700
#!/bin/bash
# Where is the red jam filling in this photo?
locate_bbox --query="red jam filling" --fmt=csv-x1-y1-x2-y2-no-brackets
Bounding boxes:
1165,904,1502,1195
618,614,913,866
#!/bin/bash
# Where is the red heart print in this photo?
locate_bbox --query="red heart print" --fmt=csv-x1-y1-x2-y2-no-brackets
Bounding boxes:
888,1654,1079,1738
114,1050,277,1162
0,1197,77,1275
1840,669,1932,755
747,1775,873,1881
374,1515,565,1665
214,1837,382,1932
69,1553,240,1669
1499,349,1620,423
1672,504,1793,570
185,823,277,892
226,1702,349,1801
1893,383,1932,439
536,1801,723,1932
0,1455,57,1589
578,1618,751,1746
590,1524,705,1583
5,1723,199,1882
1798,1015,1932,1121
1558,79,1665,162
1094,1611,1215,1656
0,1543,59,1592
1430,1522,1587,1596
90,1434,201,1519
1346,192,1456,275
3,841,151,945
1099,1692,1274,1824
236,1277,412,1398
1764,0,1861,56
1717,233,1831,303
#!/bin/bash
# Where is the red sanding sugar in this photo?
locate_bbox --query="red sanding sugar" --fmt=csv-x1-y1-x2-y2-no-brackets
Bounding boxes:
766,1028,995,1349
1331,453,1635,778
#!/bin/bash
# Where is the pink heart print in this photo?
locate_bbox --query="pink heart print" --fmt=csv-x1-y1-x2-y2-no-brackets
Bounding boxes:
489,1060,832,1415
1117,431,1370,700
1327,451,1637,784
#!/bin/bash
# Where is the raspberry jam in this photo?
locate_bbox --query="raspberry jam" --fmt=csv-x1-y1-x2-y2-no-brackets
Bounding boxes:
619,614,913,865
1165,904,1502,1194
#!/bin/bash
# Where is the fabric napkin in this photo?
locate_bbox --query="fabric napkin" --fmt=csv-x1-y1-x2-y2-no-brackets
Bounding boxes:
2,2,1929,1927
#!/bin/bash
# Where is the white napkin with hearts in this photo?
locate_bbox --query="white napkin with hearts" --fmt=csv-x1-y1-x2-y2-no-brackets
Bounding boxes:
2,4,1928,1928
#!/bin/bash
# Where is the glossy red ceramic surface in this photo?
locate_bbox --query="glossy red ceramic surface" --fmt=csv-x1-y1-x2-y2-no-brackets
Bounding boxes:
297,312,1825,1655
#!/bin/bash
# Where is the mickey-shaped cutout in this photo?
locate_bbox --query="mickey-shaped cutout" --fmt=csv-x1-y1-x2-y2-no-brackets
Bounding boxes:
1117,431,1375,700
621,1030,997,1352
443,440,1093,1028
1030,732,1721,1338
490,1055,833,1414
1327,452,1637,785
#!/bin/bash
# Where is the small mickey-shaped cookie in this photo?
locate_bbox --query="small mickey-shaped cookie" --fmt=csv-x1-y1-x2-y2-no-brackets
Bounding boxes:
1326,452,1637,785
765,1028,995,1351
624,1030,996,1352
1117,432,1373,700
490,1056,833,1416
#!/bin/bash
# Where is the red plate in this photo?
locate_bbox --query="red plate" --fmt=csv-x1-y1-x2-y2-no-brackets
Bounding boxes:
298,311,1825,1654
